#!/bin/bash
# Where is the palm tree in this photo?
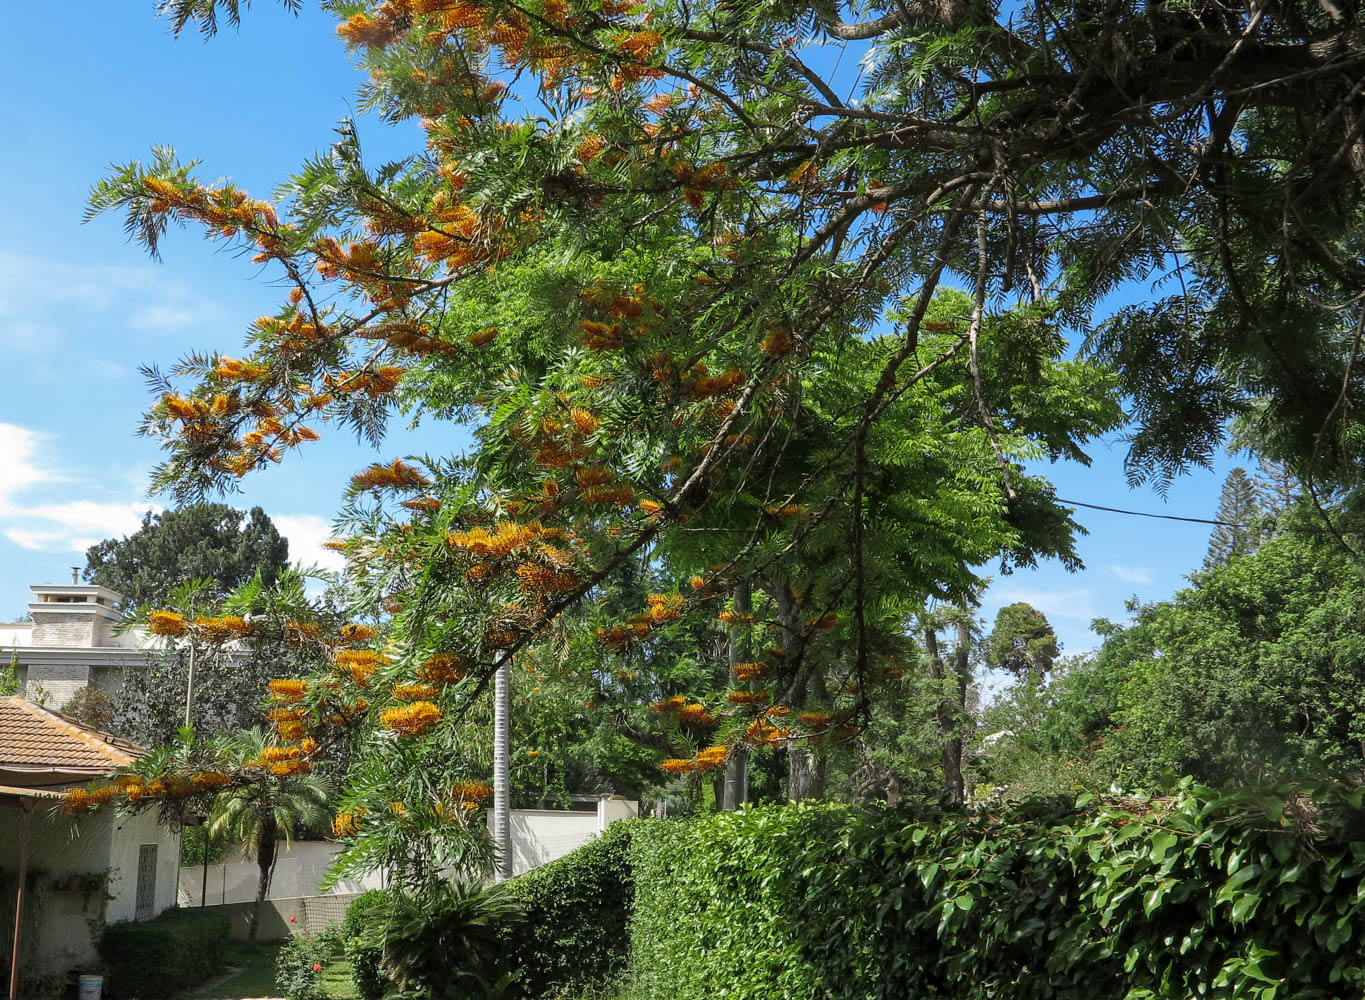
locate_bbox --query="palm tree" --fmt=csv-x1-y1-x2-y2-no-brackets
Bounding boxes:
208,727,331,941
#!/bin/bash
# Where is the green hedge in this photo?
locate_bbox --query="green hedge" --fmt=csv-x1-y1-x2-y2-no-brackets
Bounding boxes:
100,907,231,997
628,781,1365,999
500,819,637,998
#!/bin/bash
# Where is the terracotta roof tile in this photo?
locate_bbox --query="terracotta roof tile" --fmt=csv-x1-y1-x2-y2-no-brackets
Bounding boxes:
0,696,144,771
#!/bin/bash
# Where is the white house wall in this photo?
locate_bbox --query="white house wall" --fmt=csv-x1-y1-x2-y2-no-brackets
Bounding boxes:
0,804,112,976
106,809,179,925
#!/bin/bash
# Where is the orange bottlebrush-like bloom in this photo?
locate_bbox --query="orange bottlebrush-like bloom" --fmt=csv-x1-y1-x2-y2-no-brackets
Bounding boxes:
334,648,381,668
515,563,579,594
725,689,771,705
694,745,727,769
732,661,766,681
580,483,636,505
261,745,301,763
380,701,441,736
419,652,469,685
191,772,232,790
649,695,687,713
677,703,713,726
401,496,441,512
569,407,600,435
285,620,324,644
716,609,754,625
467,327,499,348
574,467,614,487
332,808,366,837
451,779,494,801
148,611,188,637
267,679,310,702
809,612,839,630
660,758,694,774
767,504,810,518
352,458,430,492
646,593,683,623
393,683,439,701
390,801,409,819
799,712,832,727
764,705,792,717
340,623,378,642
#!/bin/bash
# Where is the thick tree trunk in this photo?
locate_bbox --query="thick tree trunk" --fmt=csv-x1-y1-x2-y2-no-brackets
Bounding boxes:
788,744,827,800
249,816,277,943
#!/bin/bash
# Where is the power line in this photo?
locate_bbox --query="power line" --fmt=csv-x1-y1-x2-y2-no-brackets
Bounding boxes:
1058,497,1237,527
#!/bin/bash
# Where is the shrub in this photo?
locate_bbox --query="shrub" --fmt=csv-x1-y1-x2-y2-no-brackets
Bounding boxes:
100,907,230,997
275,934,332,1000
628,781,1365,999
383,881,523,999
500,821,636,999
342,889,390,1000
342,889,390,941
346,934,389,1000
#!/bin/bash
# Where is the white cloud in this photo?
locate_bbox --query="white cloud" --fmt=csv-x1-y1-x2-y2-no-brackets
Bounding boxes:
990,586,1095,622
274,513,346,573
1110,564,1154,585
0,423,159,552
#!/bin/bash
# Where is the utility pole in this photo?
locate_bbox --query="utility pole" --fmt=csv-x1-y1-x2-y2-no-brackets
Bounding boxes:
182,641,197,731
491,659,512,879
722,582,751,810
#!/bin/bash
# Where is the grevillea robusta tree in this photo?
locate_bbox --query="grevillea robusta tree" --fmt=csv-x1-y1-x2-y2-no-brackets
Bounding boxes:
80,0,1365,859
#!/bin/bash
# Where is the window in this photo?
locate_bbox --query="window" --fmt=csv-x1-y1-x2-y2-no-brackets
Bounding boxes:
134,844,158,920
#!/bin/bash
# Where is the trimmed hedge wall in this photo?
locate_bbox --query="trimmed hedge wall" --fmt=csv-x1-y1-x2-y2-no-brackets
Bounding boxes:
501,819,637,998
100,907,231,997
628,782,1365,999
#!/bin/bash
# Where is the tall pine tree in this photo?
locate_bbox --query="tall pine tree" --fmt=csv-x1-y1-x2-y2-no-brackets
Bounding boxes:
1203,468,1264,571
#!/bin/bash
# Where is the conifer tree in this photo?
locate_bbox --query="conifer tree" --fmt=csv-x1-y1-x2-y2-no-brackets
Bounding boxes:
1203,468,1263,571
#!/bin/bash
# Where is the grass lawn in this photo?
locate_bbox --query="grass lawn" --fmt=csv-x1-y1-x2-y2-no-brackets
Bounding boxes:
193,941,283,998
190,940,356,999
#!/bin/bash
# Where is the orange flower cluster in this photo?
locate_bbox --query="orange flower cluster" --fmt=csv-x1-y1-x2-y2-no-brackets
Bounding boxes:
62,784,120,815
380,701,441,736
677,703,714,726
645,593,683,623
746,720,793,744
268,707,306,741
260,746,301,763
267,679,310,703
694,745,727,771
451,779,494,801
194,615,252,642
766,504,810,519
809,612,839,630
419,653,469,685
340,623,378,642
332,808,366,837
660,758,694,774
192,772,233,790
650,695,686,713
352,459,430,492
467,327,500,348
448,520,553,558
726,690,771,705
515,562,579,594
285,620,324,645
392,683,439,701
148,611,188,637
684,364,745,400
732,661,767,681
580,483,636,506
799,712,832,728
760,327,794,357
717,609,755,625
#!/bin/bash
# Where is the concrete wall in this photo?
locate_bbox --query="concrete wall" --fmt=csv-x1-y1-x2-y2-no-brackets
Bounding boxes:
31,613,99,649
497,798,638,876
106,809,180,925
178,840,383,906
200,893,363,941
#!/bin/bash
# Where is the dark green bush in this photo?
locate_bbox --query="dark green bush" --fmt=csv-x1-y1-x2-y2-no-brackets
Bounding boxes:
100,907,230,997
383,881,522,999
275,934,332,1000
500,820,636,999
343,889,391,1000
628,781,1365,999
343,889,390,941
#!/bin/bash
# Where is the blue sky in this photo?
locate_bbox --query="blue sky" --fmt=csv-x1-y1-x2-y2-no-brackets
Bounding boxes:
0,3,1239,652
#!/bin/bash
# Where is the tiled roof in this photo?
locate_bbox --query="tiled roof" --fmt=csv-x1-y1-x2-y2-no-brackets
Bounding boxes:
0,696,143,772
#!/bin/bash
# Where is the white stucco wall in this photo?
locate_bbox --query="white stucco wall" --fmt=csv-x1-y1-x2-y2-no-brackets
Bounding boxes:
179,840,383,906
0,804,112,976
106,809,180,925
